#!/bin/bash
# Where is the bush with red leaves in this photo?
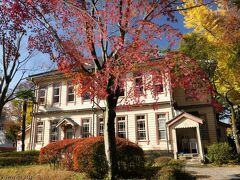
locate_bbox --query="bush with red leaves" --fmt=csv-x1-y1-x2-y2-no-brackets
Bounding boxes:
72,137,145,179
39,138,84,169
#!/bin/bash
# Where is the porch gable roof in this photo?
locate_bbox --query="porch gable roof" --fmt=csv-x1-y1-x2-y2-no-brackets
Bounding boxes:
167,112,203,127
56,118,78,128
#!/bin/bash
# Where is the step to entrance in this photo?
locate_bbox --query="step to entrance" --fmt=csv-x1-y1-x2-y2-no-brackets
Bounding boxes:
178,153,202,164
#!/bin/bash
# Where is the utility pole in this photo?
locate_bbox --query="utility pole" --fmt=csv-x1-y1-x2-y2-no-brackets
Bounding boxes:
21,97,27,151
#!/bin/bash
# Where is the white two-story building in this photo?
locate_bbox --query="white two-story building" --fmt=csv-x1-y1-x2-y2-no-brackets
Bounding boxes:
26,70,228,160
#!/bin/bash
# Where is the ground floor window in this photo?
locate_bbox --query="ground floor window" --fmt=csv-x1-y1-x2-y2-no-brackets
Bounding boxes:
117,116,126,138
136,115,146,140
50,120,59,142
36,121,44,142
99,118,104,136
157,114,167,140
82,119,91,137
65,125,73,139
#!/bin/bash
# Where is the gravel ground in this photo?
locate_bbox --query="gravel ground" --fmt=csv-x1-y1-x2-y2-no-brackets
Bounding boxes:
186,165,240,180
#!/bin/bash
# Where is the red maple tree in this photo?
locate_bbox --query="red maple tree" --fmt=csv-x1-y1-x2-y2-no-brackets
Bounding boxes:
6,0,213,178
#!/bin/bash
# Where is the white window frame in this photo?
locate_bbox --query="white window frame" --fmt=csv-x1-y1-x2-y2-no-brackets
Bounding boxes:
53,83,60,104
38,86,47,105
36,121,44,143
98,118,104,136
67,82,75,102
82,118,91,138
136,115,147,141
50,120,59,142
117,116,126,138
157,114,167,140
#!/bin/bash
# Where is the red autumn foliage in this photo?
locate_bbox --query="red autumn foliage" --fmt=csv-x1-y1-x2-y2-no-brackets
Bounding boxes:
39,138,84,169
72,137,144,178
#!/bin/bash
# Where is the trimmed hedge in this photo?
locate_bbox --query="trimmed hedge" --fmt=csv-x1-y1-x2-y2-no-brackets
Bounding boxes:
0,150,39,166
72,137,145,179
39,138,84,169
40,137,144,178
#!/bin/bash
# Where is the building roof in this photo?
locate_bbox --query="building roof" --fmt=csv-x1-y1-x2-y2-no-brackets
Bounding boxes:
56,118,78,128
167,112,203,127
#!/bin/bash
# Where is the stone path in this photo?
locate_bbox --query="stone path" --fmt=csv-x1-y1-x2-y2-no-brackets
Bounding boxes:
186,166,240,180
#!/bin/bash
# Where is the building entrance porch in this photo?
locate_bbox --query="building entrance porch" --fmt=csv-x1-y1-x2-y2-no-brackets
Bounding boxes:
167,112,204,161
176,128,198,154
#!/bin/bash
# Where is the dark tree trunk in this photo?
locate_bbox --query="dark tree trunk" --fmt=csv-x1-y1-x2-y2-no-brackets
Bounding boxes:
230,105,240,154
21,99,27,151
104,76,119,180
104,94,118,180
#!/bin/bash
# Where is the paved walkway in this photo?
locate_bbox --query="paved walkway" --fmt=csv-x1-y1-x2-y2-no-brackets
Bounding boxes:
186,166,240,180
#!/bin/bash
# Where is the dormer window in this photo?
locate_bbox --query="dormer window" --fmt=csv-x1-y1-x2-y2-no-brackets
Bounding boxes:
39,86,46,105
53,83,60,104
67,82,75,102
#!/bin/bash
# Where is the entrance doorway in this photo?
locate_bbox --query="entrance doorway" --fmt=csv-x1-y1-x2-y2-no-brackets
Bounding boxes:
65,124,73,139
176,128,198,154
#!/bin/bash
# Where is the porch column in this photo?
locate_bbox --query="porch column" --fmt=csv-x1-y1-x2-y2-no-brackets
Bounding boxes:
196,125,204,161
172,128,178,159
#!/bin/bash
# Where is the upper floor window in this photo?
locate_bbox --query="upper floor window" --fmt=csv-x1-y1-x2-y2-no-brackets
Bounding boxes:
50,120,59,142
82,92,90,101
82,119,91,138
153,74,163,93
157,114,167,140
199,114,209,140
36,121,44,142
136,115,146,140
117,116,126,138
39,86,47,105
134,73,144,94
119,86,125,97
53,83,60,104
67,82,75,102
99,118,104,136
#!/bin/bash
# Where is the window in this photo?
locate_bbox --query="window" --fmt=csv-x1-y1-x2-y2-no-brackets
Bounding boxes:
99,118,104,136
36,121,44,142
82,92,90,101
67,82,75,102
119,87,125,97
199,115,209,140
134,73,143,94
39,86,46,105
82,119,91,137
136,115,146,140
157,114,167,140
153,75,163,93
50,120,58,142
53,83,60,103
188,112,209,140
117,116,126,138
65,125,73,139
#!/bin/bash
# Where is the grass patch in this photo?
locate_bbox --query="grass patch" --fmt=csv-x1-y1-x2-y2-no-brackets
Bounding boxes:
0,164,86,180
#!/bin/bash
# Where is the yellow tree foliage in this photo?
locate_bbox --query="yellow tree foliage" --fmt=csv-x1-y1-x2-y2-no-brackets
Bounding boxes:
181,0,240,105
181,0,240,153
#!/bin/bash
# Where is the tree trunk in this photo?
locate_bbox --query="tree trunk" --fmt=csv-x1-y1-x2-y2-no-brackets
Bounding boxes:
230,105,240,154
21,99,27,151
104,94,118,180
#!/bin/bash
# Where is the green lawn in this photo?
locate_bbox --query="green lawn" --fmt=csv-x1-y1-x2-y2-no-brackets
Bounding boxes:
0,164,86,180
